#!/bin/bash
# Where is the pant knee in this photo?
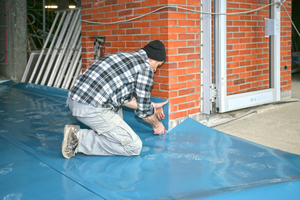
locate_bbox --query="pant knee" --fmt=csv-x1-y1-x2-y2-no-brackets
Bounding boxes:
125,138,142,156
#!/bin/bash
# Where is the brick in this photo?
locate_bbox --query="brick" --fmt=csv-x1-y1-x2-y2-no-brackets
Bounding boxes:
179,88,195,96
119,23,133,29
119,48,134,52
233,44,246,50
245,32,256,37
112,4,126,11
240,38,251,43
227,86,239,93
187,13,200,19
151,90,169,98
119,10,133,16
252,38,263,43
151,20,176,27
98,6,111,12
178,20,195,26
187,27,200,33
187,40,200,46
142,28,159,34
164,0,186,4
240,83,251,90
246,43,257,49
178,74,195,82
227,15,239,20
187,67,200,74
187,54,200,60
167,12,187,19
161,82,187,90
246,21,257,26
252,81,263,87
87,8,99,14
257,75,268,80
170,106,178,113
152,34,176,41
168,41,186,47
240,50,251,55
178,47,194,54
240,72,252,78
162,63,177,70
187,0,201,5
161,27,187,33
105,0,118,6
179,102,195,110
134,35,150,41
247,77,257,82
126,29,141,35
188,107,201,115
126,2,141,9
105,36,118,41
134,21,150,28
163,69,187,77
169,111,187,120
111,42,125,47
82,3,92,9
142,0,159,6
152,83,159,90
234,79,245,85
112,29,125,35
228,61,238,69
105,24,118,30
234,32,245,38
252,59,263,65
134,7,151,15
119,0,132,3
227,50,239,56
126,42,141,47
142,13,159,21
105,48,118,53
252,71,262,76
169,91,178,98
92,13,104,19
233,56,245,61
166,48,177,55
240,15,251,20
170,96,187,105
233,67,246,73
187,93,200,101
178,61,194,68
188,80,200,87
234,21,245,26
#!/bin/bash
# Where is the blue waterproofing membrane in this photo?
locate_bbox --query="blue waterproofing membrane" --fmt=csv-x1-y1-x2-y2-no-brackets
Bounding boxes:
0,81,300,200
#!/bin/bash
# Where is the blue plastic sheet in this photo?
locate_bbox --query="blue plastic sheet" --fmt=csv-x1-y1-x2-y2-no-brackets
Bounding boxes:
0,82,300,199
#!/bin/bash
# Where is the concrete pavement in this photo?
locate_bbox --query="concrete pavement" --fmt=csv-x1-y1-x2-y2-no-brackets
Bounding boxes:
212,72,300,155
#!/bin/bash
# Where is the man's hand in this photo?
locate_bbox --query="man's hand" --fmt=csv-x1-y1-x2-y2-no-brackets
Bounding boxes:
152,100,168,120
143,114,167,135
153,121,166,135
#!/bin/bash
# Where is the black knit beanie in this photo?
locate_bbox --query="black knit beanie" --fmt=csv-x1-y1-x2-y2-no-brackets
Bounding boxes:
142,40,166,61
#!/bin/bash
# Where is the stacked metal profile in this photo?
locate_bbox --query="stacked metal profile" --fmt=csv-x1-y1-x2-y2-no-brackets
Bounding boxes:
22,8,81,90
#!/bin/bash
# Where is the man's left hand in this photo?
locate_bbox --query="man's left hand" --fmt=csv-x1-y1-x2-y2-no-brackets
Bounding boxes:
152,100,168,120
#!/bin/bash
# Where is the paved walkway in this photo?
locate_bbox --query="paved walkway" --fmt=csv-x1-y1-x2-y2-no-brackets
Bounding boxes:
213,72,300,155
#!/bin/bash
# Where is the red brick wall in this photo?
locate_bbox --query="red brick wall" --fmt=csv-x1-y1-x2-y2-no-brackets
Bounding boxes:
280,0,292,91
81,0,292,122
81,0,202,121
226,0,270,94
226,0,292,95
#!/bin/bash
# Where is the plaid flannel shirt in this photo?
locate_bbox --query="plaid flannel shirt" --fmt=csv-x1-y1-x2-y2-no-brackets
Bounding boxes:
69,49,155,118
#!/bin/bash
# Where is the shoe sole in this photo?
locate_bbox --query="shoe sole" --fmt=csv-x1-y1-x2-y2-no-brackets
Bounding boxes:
62,125,73,159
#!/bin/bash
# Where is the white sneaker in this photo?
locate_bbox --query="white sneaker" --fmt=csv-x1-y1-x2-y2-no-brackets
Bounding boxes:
62,125,80,159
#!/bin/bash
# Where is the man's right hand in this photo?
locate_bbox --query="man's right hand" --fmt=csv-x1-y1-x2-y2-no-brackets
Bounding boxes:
153,121,166,135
